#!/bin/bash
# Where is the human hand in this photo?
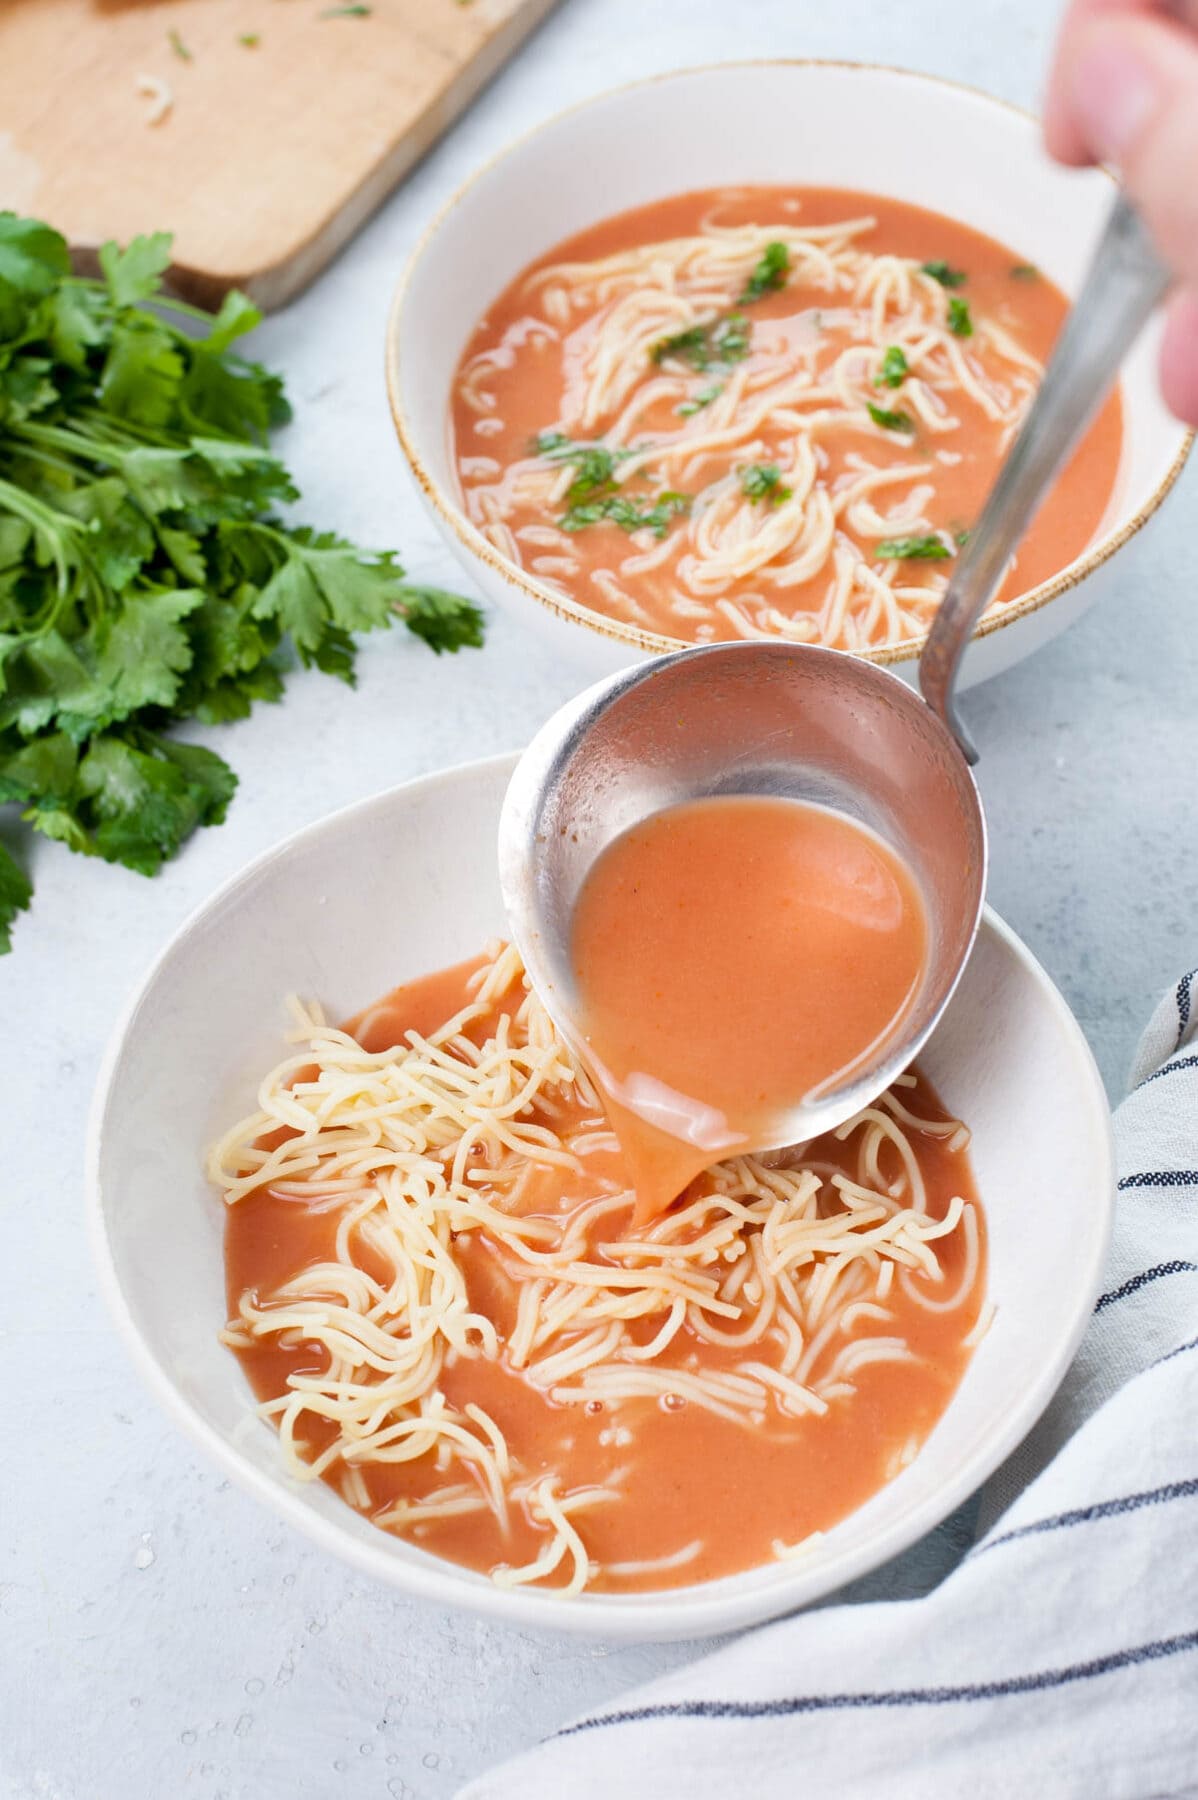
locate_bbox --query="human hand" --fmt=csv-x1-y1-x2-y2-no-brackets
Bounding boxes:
1045,0,1198,422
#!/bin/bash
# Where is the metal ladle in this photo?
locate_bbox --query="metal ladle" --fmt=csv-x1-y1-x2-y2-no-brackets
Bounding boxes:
498,194,1169,1158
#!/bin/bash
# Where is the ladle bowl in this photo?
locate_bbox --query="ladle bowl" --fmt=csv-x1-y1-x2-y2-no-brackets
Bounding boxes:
498,641,986,1154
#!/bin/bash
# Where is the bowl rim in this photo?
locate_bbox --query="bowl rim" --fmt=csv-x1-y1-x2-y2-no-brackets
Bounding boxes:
385,57,1193,667
86,751,1115,1641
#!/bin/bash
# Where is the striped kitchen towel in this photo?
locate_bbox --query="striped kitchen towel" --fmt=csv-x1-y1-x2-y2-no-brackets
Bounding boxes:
463,972,1198,1800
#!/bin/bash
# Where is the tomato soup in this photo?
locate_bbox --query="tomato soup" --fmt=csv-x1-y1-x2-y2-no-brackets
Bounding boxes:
569,796,929,1220
451,185,1122,650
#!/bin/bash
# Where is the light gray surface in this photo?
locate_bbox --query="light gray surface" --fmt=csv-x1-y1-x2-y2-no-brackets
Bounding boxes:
4,3,1196,1797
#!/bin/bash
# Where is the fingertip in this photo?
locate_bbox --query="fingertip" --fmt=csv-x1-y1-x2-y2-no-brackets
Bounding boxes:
1041,0,1105,167
1043,81,1097,168
1158,291,1198,428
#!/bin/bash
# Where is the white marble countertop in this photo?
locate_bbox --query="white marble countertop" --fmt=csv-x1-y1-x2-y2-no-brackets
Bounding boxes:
6,3,1198,1795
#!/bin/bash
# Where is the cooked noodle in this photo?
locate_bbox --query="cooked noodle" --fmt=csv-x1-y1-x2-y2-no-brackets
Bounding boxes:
213,943,983,1595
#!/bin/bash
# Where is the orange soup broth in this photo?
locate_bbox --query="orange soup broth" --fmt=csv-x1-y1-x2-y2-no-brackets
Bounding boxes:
451,185,1123,647
225,959,986,1593
569,796,929,1218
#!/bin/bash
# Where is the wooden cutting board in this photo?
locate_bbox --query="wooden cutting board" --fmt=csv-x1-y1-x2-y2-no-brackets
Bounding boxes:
0,0,558,310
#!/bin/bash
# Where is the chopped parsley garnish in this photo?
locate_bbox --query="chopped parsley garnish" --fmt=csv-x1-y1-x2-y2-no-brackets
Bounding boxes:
321,3,371,14
874,346,908,389
955,527,972,546
739,463,792,505
947,296,973,338
238,32,261,47
1010,263,1039,281
652,325,707,364
533,433,686,539
739,241,790,303
876,536,951,560
921,260,967,289
562,449,625,501
168,27,192,60
652,313,751,371
677,384,723,417
713,315,751,359
867,402,914,433
533,432,636,503
560,491,689,539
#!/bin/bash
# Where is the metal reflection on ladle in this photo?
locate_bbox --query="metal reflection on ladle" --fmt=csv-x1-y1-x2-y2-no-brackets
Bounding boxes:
499,640,987,1160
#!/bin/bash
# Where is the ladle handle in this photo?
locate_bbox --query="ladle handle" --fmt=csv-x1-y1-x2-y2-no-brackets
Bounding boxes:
919,193,1171,763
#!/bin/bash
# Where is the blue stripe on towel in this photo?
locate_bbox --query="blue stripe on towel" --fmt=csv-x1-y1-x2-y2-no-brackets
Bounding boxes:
554,1632,1198,1735
972,1478,1198,1558
1117,1170,1198,1191
1095,1262,1198,1310
1138,1054,1198,1090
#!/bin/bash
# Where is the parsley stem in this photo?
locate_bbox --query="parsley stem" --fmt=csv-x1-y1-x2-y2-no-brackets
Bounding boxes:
12,419,141,467
3,441,80,481
75,406,189,450
0,476,78,601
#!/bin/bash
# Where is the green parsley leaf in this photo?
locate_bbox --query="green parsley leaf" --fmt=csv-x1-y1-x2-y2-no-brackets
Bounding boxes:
867,402,914,433
0,733,79,806
560,491,689,540
535,432,688,538
246,549,333,658
0,214,70,299
565,449,626,504
532,433,635,504
42,280,106,370
739,241,790,303
203,289,263,356
875,536,951,560
702,313,750,363
168,28,192,60
1010,264,1039,281
947,296,973,338
148,733,238,825
238,33,261,48
269,529,402,640
0,216,70,337
652,325,706,366
652,313,750,371
98,318,185,427
921,260,967,289
76,733,226,875
0,838,31,952
677,383,723,417
874,346,908,389
739,463,792,505
97,232,174,307
96,587,206,718
321,3,371,13
396,586,486,654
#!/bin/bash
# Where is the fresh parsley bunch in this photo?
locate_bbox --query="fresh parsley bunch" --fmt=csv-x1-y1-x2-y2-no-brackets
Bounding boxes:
0,216,483,953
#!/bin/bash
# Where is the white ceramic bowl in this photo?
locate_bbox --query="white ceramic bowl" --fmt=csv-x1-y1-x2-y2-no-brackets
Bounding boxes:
89,753,1113,1641
388,61,1190,688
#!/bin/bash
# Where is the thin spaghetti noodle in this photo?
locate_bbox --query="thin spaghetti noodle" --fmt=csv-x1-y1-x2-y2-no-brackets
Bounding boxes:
214,942,986,1595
